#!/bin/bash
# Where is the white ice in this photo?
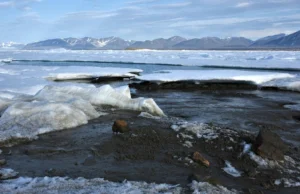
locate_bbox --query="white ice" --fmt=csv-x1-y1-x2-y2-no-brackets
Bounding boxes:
0,85,164,144
0,64,142,95
223,161,242,177
1,50,300,70
190,181,238,194
0,176,182,194
138,70,295,85
0,168,18,180
172,122,219,140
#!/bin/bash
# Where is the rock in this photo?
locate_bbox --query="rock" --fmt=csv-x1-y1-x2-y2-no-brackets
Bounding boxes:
0,159,6,166
192,152,210,167
254,129,288,161
112,120,130,133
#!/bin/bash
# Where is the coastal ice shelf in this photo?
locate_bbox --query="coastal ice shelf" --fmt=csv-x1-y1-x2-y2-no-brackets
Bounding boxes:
138,70,300,92
1,50,300,70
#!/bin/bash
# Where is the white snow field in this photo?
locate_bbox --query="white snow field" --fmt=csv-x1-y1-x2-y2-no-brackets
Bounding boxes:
1,49,299,70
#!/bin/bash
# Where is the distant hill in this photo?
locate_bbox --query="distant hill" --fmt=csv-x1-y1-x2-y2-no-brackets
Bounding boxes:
20,30,300,50
128,36,187,49
172,37,253,49
250,33,286,47
24,37,134,50
263,30,300,48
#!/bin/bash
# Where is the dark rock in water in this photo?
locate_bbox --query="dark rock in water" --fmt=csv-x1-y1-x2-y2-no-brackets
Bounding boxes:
254,129,288,161
0,159,6,166
91,76,133,83
192,152,210,167
188,173,201,183
112,120,130,133
83,155,97,166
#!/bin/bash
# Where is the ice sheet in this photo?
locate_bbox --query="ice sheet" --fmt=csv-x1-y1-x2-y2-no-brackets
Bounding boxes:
1,50,299,70
138,70,295,85
0,64,142,95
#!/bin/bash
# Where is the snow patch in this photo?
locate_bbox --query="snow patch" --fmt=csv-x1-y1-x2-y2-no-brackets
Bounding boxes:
190,181,238,194
275,178,300,187
223,161,242,177
0,168,18,180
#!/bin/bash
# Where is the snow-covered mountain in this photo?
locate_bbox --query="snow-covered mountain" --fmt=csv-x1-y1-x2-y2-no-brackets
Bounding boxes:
263,30,300,48
250,34,286,47
24,37,134,50
128,36,187,49
21,30,300,50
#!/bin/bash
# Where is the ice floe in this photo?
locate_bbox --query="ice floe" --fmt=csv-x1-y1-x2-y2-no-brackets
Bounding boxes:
138,70,295,85
0,85,164,145
0,64,142,95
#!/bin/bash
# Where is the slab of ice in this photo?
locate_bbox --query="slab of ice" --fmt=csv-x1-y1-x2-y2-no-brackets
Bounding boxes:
0,177,182,194
34,85,164,116
223,161,242,177
1,50,300,71
138,70,295,85
0,64,142,96
46,68,141,81
0,85,164,144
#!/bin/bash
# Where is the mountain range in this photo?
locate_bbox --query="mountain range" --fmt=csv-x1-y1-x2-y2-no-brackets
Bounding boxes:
1,30,300,50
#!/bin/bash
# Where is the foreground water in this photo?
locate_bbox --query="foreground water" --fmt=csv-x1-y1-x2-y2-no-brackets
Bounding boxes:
0,50,300,193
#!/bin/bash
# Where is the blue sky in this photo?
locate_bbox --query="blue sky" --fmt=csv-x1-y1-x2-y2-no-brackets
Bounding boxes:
0,0,299,43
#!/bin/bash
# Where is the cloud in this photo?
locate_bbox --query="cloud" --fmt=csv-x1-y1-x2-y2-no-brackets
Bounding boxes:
0,0,42,10
235,2,252,8
0,1,13,8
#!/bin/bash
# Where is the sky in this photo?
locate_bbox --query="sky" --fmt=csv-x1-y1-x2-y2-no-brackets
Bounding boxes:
0,0,299,43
